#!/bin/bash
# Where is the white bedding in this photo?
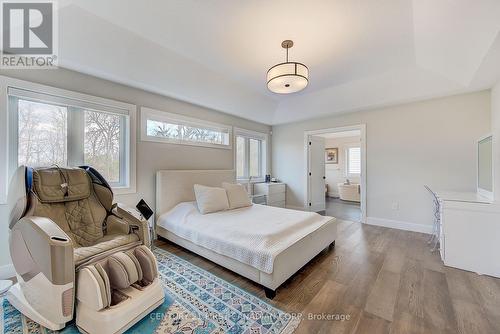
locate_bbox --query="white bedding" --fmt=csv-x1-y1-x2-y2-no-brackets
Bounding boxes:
157,202,333,274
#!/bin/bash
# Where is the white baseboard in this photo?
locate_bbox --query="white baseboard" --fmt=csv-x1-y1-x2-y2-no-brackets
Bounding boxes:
0,263,15,279
366,217,433,234
327,192,338,198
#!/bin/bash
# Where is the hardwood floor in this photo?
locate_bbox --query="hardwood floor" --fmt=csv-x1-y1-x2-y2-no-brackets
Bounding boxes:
155,220,500,334
325,197,362,222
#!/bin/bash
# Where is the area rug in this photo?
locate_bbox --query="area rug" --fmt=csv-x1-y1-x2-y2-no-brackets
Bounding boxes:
1,247,300,334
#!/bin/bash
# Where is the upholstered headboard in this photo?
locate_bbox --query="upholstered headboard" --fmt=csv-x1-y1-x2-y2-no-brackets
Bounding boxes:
155,170,236,218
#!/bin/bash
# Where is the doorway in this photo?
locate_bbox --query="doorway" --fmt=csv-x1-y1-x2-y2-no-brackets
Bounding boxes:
305,124,366,223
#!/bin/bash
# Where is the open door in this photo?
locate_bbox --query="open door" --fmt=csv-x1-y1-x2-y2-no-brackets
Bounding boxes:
308,135,326,212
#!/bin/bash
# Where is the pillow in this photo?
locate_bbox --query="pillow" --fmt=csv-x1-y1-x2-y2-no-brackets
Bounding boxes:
222,182,252,209
193,184,229,214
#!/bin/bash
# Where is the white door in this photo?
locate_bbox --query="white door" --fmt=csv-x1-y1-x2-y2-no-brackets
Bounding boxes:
308,135,326,212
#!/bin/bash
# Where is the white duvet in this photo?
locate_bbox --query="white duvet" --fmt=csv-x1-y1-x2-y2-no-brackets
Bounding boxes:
157,202,333,274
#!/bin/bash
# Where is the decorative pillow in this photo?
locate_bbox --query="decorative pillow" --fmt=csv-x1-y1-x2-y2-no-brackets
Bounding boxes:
222,182,252,209
193,184,229,214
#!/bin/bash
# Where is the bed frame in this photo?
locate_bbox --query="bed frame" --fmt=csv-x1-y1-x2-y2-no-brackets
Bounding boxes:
155,170,337,298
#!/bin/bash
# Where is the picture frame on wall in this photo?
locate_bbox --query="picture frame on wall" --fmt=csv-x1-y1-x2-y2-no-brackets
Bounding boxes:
325,147,338,164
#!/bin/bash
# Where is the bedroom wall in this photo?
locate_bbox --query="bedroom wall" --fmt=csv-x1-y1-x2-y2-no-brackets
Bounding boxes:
492,80,500,200
324,136,361,197
0,68,271,276
272,91,491,233
0,206,8,277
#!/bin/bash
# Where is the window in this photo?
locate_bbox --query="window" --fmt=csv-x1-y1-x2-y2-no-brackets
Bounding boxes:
346,146,361,175
235,128,268,181
84,110,124,183
141,107,231,149
7,84,136,193
17,99,68,167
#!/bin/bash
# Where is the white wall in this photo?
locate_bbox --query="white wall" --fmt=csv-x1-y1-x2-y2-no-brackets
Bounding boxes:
273,91,491,232
324,136,361,197
0,68,271,276
491,81,500,199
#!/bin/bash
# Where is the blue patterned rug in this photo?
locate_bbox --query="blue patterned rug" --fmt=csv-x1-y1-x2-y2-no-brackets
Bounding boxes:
1,247,300,334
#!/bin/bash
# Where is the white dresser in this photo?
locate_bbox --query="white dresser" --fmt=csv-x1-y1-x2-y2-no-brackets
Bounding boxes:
434,191,500,278
253,182,286,208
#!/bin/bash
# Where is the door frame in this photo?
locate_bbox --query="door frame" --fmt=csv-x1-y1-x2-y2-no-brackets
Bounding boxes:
304,124,367,223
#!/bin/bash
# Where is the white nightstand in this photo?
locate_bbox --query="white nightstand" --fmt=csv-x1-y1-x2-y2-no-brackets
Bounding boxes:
253,182,286,208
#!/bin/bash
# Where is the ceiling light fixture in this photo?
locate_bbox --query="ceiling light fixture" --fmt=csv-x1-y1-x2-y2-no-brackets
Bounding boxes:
267,40,309,94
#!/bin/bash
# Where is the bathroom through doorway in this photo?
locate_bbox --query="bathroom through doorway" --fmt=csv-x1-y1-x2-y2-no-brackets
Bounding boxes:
305,125,366,223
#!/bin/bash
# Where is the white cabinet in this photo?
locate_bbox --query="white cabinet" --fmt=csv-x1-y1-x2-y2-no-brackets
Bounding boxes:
435,191,500,278
253,182,286,208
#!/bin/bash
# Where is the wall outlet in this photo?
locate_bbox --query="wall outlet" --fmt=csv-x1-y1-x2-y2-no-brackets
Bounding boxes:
391,201,399,210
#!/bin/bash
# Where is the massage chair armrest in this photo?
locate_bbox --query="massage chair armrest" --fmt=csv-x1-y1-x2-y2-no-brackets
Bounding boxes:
10,216,74,285
111,203,151,246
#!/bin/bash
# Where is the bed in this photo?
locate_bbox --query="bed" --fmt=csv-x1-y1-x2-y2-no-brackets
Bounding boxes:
155,170,337,298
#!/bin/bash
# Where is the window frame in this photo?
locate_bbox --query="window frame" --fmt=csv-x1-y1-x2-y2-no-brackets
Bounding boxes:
234,127,268,183
140,107,232,150
345,145,361,177
0,75,137,201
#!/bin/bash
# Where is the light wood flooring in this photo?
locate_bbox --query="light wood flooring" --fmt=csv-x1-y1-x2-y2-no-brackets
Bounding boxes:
156,220,500,334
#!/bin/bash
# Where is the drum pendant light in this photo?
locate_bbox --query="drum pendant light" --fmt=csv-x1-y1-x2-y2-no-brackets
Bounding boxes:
267,40,309,94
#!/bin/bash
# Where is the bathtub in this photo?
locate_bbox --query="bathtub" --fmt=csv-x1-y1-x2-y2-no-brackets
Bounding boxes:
337,183,360,202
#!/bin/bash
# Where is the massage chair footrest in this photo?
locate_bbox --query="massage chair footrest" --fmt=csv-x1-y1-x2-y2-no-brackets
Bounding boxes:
76,279,164,334
76,245,165,334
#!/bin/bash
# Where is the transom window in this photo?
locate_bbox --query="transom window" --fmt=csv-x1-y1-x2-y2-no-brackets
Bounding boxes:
8,86,135,191
235,128,268,181
141,107,231,149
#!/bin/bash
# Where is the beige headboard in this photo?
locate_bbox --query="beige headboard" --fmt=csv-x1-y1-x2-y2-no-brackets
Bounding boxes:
155,170,236,218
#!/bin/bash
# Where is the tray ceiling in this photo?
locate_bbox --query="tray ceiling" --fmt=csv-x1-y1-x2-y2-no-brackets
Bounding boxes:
57,0,500,124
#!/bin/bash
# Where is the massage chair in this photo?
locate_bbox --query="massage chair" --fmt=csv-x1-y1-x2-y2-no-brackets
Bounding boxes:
7,166,164,333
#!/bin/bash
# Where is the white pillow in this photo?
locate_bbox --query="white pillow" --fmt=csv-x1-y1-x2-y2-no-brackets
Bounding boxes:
193,184,229,214
222,182,252,209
